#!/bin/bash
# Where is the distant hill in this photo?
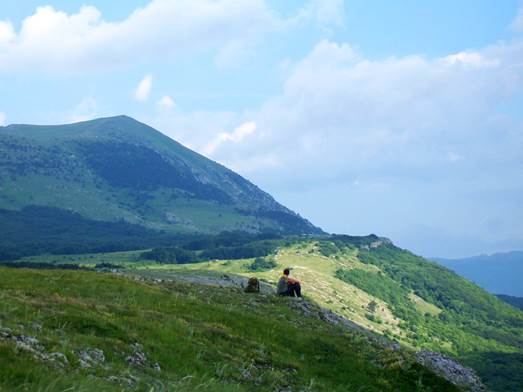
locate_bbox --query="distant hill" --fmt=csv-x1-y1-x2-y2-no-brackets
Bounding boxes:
432,251,523,297
0,116,322,259
497,294,523,311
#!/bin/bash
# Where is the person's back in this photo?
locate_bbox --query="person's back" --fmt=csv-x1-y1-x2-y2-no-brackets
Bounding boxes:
277,268,302,297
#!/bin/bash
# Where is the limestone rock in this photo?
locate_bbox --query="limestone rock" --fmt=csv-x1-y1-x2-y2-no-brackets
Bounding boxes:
79,348,105,368
415,351,486,392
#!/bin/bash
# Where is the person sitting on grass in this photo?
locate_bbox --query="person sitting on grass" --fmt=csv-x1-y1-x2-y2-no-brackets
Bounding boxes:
277,268,302,297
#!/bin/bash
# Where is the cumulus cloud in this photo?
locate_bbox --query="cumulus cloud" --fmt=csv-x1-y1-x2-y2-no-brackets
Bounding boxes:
0,20,15,44
157,95,175,109
161,37,523,253
157,38,523,183
203,121,256,155
0,0,347,73
202,40,523,181
0,112,6,126
443,51,500,68
134,74,153,102
0,0,340,72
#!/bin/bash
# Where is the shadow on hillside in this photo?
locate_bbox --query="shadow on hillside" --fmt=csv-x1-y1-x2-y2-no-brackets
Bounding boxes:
462,351,523,391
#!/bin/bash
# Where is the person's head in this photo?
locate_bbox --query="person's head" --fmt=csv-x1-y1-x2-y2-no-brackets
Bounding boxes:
283,268,290,276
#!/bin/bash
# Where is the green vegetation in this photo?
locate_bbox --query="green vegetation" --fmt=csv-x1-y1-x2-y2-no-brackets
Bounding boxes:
246,257,277,272
141,247,199,264
112,237,522,392
0,116,322,237
2,233,523,391
0,205,286,262
335,268,420,323
463,351,523,391
4,116,521,390
140,232,283,264
76,141,232,203
317,241,339,257
0,206,182,261
11,249,146,267
354,244,523,391
0,267,457,391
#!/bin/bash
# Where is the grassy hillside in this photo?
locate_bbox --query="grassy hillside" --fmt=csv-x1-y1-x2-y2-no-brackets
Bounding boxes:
0,267,458,392
105,238,522,392
10,235,523,390
0,116,321,238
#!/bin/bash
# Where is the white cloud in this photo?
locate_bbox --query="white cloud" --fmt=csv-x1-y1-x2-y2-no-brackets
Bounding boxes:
166,39,523,206
203,121,256,155
134,74,153,102
0,112,6,126
0,1,285,72
157,95,175,109
443,51,500,68
235,40,521,177
0,1,346,73
511,6,523,32
140,31,523,253
0,20,15,44
202,38,523,250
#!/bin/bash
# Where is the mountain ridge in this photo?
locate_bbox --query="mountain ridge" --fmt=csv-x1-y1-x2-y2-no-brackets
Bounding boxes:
0,115,323,237
432,251,523,297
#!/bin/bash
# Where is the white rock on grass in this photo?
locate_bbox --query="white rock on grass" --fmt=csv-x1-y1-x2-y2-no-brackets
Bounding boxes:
78,348,105,368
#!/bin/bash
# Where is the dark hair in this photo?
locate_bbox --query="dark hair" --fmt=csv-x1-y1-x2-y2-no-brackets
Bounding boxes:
283,268,290,275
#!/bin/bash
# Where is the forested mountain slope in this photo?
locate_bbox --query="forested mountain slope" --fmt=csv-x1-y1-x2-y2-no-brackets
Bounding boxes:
0,116,321,242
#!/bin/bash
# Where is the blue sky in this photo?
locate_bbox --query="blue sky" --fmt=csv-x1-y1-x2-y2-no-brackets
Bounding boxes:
1,0,523,257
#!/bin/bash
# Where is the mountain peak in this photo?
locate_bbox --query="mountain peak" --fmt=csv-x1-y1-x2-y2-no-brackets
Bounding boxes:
0,116,323,235
1,115,164,143
75,114,141,126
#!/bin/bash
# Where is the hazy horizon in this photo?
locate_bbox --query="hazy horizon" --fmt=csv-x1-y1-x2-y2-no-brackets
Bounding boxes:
1,0,523,258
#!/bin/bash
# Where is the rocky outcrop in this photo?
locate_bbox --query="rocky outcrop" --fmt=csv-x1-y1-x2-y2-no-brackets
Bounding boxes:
0,327,68,368
141,272,275,295
360,237,393,250
78,348,105,368
415,351,486,392
126,343,161,372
